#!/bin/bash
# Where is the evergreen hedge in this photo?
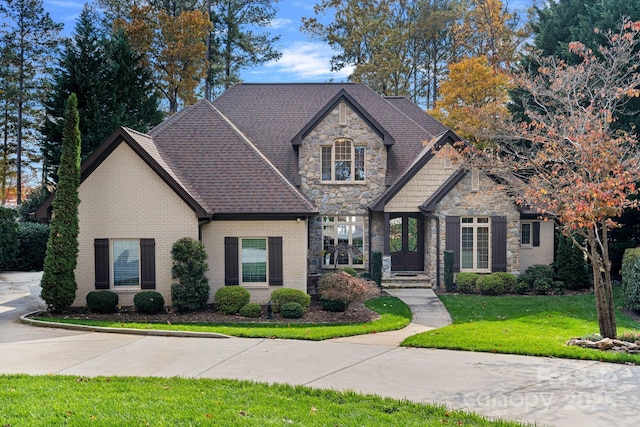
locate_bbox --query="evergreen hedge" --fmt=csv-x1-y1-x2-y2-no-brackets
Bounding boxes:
622,248,640,311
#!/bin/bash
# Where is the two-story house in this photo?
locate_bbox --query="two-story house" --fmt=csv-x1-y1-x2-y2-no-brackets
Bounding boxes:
38,83,554,306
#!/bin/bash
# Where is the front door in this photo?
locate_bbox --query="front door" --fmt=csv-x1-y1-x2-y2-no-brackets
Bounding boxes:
389,214,424,271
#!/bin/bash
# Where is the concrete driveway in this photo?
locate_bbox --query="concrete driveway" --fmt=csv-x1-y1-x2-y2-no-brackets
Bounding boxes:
1,272,638,426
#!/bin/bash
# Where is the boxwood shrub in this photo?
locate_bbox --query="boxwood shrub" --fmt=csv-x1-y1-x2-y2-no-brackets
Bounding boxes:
239,302,262,318
134,291,165,314
86,291,119,313
476,274,508,295
215,286,250,315
280,301,304,319
320,299,347,312
270,288,310,312
455,272,479,294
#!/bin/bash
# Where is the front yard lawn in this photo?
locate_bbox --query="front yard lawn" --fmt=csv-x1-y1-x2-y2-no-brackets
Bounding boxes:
402,288,640,364
31,296,412,341
0,375,524,426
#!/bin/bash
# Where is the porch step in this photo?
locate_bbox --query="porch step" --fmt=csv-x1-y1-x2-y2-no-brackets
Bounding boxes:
381,273,433,289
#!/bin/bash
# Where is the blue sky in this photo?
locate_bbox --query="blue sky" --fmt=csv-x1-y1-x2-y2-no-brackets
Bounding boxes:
44,0,533,83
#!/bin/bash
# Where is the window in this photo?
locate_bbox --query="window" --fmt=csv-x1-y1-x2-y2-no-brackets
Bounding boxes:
224,237,283,286
322,216,364,267
461,217,490,271
321,139,365,182
241,238,267,283
94,238,155,289
521,221,540,247
521,223,532,246
113,240,140,286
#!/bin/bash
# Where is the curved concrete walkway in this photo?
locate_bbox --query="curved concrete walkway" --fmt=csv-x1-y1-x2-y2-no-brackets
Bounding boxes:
1,272,639,427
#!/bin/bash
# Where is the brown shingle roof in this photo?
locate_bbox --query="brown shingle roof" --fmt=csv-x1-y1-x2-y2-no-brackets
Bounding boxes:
148,101,316,215
213,83,446,185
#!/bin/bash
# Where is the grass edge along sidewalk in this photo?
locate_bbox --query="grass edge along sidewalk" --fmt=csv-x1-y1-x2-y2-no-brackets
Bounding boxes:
0,375,527,426
402,290,640,364
31,296,412,341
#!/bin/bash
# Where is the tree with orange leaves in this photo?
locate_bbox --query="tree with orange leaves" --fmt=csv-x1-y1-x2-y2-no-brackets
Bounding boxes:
475,19,640,338
116,6,211,114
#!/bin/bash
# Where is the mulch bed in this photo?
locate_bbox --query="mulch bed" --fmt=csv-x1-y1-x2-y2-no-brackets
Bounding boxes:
35,301,379,325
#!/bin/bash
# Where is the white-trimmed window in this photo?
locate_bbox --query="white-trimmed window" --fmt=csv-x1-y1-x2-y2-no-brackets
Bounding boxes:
461,217,490,272
321,139,365,182
322,216,364,267
521,223,532,246
241,238,267,283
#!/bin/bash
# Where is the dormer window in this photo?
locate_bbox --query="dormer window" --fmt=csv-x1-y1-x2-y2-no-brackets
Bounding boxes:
321,139,365,182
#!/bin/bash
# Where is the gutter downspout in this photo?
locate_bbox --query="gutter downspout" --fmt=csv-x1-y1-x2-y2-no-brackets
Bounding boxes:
422,212,440,290
368,208,373,273
198,216,213,241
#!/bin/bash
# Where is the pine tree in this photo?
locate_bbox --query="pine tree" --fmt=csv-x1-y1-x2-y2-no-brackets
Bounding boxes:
42,6,162,185
0,0,62,203
40,94,81,312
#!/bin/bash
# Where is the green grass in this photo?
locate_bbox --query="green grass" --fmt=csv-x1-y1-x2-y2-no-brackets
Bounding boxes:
0,375,525,426
403,287,640,364
32,296,412,341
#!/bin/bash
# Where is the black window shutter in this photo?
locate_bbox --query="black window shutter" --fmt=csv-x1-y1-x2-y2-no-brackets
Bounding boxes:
224,237,239,285
140,238,156,289
532,222,541,247
491,216,507,272
269,237,283,286
94,239,110,289
445,216,460,272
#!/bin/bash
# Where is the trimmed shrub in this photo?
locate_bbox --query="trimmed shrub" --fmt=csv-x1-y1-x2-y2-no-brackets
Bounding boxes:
477,274,508,295
16,222,49,271
0,206,19,271
370,251,382,286
513,280,531,295
134,291,165,314
280,301,304,319
270,288,311,312
239,303,262,318
519,264,554,287
339,266,358,277
622,248,640,311
320,298,348,312
318,271,380,309
444,250,454,292
359,271,373,280
554,234,590,290
534,278,565,295
493,272,517,289
86,291,118,313
455,272,479,294
170,237,210,312
215,286,250,315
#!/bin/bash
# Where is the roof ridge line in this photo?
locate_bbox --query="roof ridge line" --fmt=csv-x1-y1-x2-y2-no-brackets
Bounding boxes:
382,96,436,140
206,103,316,211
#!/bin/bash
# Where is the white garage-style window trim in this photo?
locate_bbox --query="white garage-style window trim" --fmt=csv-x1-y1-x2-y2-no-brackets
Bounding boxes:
94,238,156,289
321,139,365,182
322,216,365,267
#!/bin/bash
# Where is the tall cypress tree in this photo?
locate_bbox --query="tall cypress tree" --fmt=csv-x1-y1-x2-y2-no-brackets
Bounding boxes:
40,94,81,312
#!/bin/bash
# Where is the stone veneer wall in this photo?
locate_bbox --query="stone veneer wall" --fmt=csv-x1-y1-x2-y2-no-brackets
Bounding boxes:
434,171,521,284
298,102,388,272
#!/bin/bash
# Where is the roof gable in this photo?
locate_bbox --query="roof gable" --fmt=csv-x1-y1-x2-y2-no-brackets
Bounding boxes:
291,89,394,146
372,129,462,211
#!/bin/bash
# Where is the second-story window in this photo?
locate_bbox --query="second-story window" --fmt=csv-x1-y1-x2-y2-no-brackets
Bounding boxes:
321,139,365,182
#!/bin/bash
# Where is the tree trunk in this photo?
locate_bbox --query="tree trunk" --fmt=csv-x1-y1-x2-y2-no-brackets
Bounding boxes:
588,227,617,338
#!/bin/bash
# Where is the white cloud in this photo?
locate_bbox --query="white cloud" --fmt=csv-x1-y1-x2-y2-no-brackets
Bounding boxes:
254,41,352,82
270,18,294,30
